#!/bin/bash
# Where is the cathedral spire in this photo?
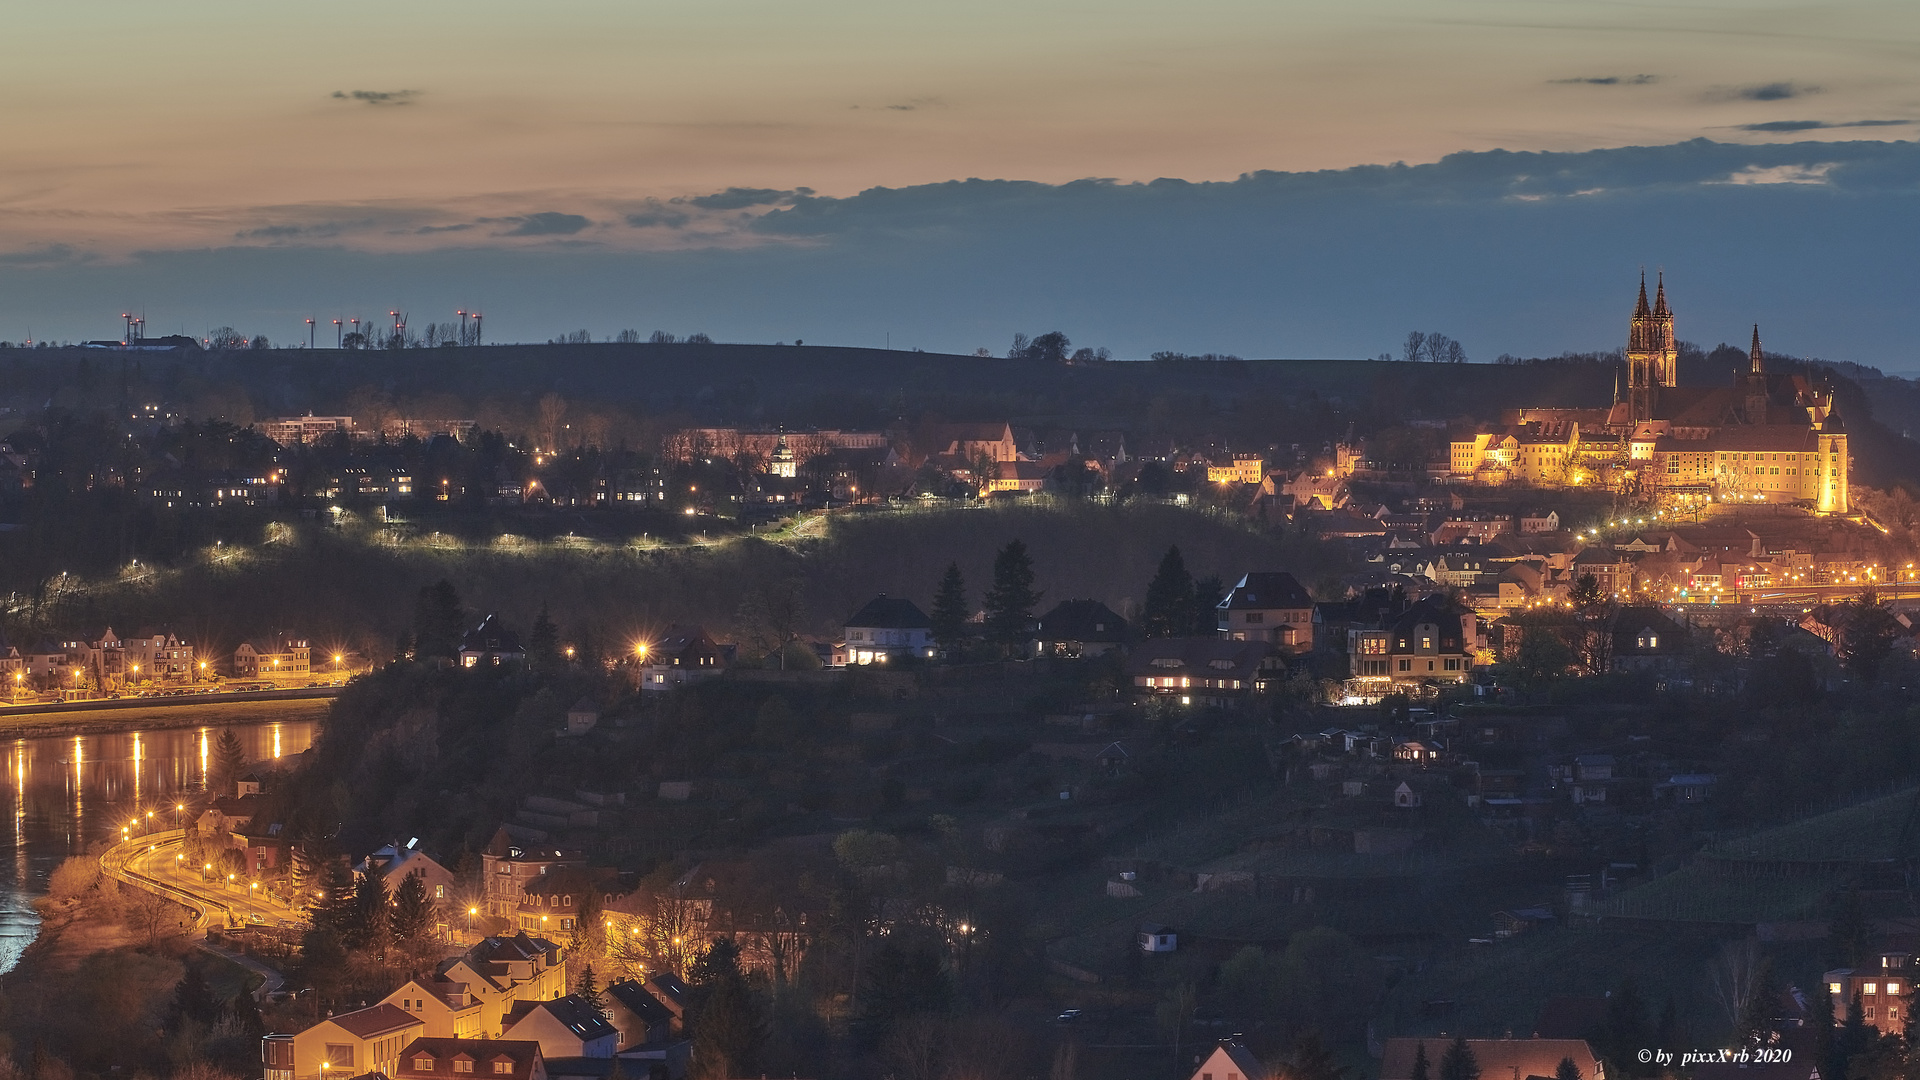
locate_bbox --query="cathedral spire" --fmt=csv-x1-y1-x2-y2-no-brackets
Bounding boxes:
1750,324,1764,374
1635,271,1651,317
1653,271,1669,316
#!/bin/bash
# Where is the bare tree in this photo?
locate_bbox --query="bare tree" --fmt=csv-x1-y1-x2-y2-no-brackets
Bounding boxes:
537,393,568,451
1403,331,1427,364
1708,937,1763,1031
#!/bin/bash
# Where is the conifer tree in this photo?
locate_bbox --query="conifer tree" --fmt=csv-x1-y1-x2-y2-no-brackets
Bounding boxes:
930,562,970,655
390,869,435,943
1440,1035,1480,1080
209,729,246,798
982,540,1040,648
1142,546,1195,638
1411,1042,1431,1080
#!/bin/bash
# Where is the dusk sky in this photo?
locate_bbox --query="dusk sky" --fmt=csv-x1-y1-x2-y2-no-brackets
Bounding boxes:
6,0,1920,364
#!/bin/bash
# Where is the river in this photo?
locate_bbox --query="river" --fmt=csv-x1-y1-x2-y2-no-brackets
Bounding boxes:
0,699,326,971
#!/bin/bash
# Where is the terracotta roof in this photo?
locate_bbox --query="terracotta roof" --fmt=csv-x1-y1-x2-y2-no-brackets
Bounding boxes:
327,1003,425,1039
396,1038,543,1080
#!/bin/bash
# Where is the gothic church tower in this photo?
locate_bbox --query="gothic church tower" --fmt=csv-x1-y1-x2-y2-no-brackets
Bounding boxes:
1627,272,1677,422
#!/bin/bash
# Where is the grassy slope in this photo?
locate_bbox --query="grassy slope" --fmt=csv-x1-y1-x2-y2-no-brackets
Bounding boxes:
50,501,1345,660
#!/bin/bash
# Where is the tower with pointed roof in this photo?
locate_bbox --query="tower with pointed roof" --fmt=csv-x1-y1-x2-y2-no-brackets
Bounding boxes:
1627,272,1678,422
1744,324,1771,423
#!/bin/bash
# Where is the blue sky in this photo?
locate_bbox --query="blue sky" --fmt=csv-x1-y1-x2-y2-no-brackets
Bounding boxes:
2,1,1918,364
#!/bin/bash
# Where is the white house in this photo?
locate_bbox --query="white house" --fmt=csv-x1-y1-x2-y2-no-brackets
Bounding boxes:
839,595,935,665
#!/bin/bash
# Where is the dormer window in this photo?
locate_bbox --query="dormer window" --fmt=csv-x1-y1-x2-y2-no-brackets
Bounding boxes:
415,1058,436,1072
1638,632,1658,649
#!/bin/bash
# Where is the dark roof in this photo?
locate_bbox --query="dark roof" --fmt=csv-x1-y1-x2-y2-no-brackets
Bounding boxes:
645,971,691,1013
1036,599,1128,643
504,995,617,1043
1219,572,1313,610
647,625,719,660
329,1003,423,1039
845,595,932,629
459,614,525,656
1126,638,1274,679
605,980,676,1026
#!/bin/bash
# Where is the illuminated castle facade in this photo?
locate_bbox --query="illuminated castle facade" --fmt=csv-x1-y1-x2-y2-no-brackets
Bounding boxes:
1450,276,1850,514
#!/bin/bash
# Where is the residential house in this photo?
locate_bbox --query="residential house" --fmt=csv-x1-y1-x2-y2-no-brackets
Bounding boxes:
1216,572,1315,652
502,996,619,1060
1379,1039,1605,1080
196,795,260,839
640,972,690,1032
63,627,126,691
234,634,311,680
1824,954,1915,1035
1610,608,1688,672
393,1038,547,1080
0,630,20,691
514,865,621,936
123,630,195,685
604,981,678,1049
359,841,461,906
839,595,935,665
261,1003,426,1080
635,627,730,693
1032,599,1128,658
1345,595,1481,688
460,616,526,669
1127,639,1280,705
436,933,571,1037
481,828,585,918
1187,1041,1268,1080
24,638,68,688
1572,547,1640,599
381,979,487,1040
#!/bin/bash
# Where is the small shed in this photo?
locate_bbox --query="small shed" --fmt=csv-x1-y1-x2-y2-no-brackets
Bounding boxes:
1139,922,1177,953
1393,781,1423,808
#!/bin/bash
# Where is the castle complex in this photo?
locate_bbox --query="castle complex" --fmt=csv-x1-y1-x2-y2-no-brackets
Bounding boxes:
1449,277,1850,514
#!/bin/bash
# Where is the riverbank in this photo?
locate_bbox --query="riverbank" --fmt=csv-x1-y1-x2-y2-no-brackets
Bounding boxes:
0,694,335,739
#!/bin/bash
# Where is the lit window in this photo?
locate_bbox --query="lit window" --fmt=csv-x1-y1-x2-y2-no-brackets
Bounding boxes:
1867,983,1879,995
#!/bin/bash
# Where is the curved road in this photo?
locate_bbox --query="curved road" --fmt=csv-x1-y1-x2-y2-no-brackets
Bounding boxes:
101,830,301,997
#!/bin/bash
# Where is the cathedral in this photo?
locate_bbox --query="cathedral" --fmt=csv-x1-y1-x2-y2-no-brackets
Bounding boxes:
1450,276,1850,514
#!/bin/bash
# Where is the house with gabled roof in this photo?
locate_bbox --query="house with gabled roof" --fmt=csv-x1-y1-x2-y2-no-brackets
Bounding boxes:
604,980,677,1049
838,595,934,665
1216,572,1315,651
435,933,570,1036
1188,1040,1267,1080
382,977,487,1039
635,626,730,693
502,995,619,1060
261,1003,426,1080
394,1037,547,1080
1033,599,1128,658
